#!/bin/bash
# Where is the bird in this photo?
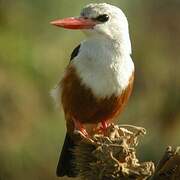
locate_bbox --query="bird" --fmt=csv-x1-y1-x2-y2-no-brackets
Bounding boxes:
50,3,134,177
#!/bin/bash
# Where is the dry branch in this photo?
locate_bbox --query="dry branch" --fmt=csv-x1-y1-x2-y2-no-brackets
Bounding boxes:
151,146,180,180
71,124,180,180
74,124,155,180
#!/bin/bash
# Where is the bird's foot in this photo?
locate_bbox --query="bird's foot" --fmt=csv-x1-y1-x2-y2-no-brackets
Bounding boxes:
73,119,89,137
101,120,109,130
95,120,110,135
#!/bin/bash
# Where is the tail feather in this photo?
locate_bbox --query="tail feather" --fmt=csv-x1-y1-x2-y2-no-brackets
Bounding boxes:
56,133,78,177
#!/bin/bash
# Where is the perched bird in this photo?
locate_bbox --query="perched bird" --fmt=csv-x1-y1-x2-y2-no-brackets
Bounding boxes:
51,3,134,177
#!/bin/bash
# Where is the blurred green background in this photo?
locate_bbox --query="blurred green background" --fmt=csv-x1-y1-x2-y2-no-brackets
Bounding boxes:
0,0,180,179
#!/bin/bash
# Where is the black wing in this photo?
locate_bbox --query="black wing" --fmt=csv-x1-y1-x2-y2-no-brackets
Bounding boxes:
70,44,81,61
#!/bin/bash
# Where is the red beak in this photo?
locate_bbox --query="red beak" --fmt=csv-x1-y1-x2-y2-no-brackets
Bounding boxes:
50,17,96,30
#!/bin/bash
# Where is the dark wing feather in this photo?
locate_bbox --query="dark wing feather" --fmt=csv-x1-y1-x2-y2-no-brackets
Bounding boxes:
70,44,81,61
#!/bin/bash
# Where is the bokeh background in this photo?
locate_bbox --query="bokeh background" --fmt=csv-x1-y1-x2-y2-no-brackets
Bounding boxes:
0,0,180,179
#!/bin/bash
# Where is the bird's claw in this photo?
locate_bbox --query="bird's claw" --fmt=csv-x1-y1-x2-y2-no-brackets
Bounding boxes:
73,118,89,137
94,120,110,135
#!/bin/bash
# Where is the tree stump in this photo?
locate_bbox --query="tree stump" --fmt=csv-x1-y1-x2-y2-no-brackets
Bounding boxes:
74,124,155,180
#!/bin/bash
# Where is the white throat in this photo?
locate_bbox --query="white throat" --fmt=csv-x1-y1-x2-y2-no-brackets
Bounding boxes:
72,37,134,98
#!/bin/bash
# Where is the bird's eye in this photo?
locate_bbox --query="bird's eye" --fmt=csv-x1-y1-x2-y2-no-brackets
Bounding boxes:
95,14,109,22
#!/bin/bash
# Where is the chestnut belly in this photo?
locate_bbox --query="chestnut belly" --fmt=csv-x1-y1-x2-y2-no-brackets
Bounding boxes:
61,66,134,125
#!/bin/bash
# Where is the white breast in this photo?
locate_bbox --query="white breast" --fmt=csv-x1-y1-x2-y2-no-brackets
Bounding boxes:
71,38,134,98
